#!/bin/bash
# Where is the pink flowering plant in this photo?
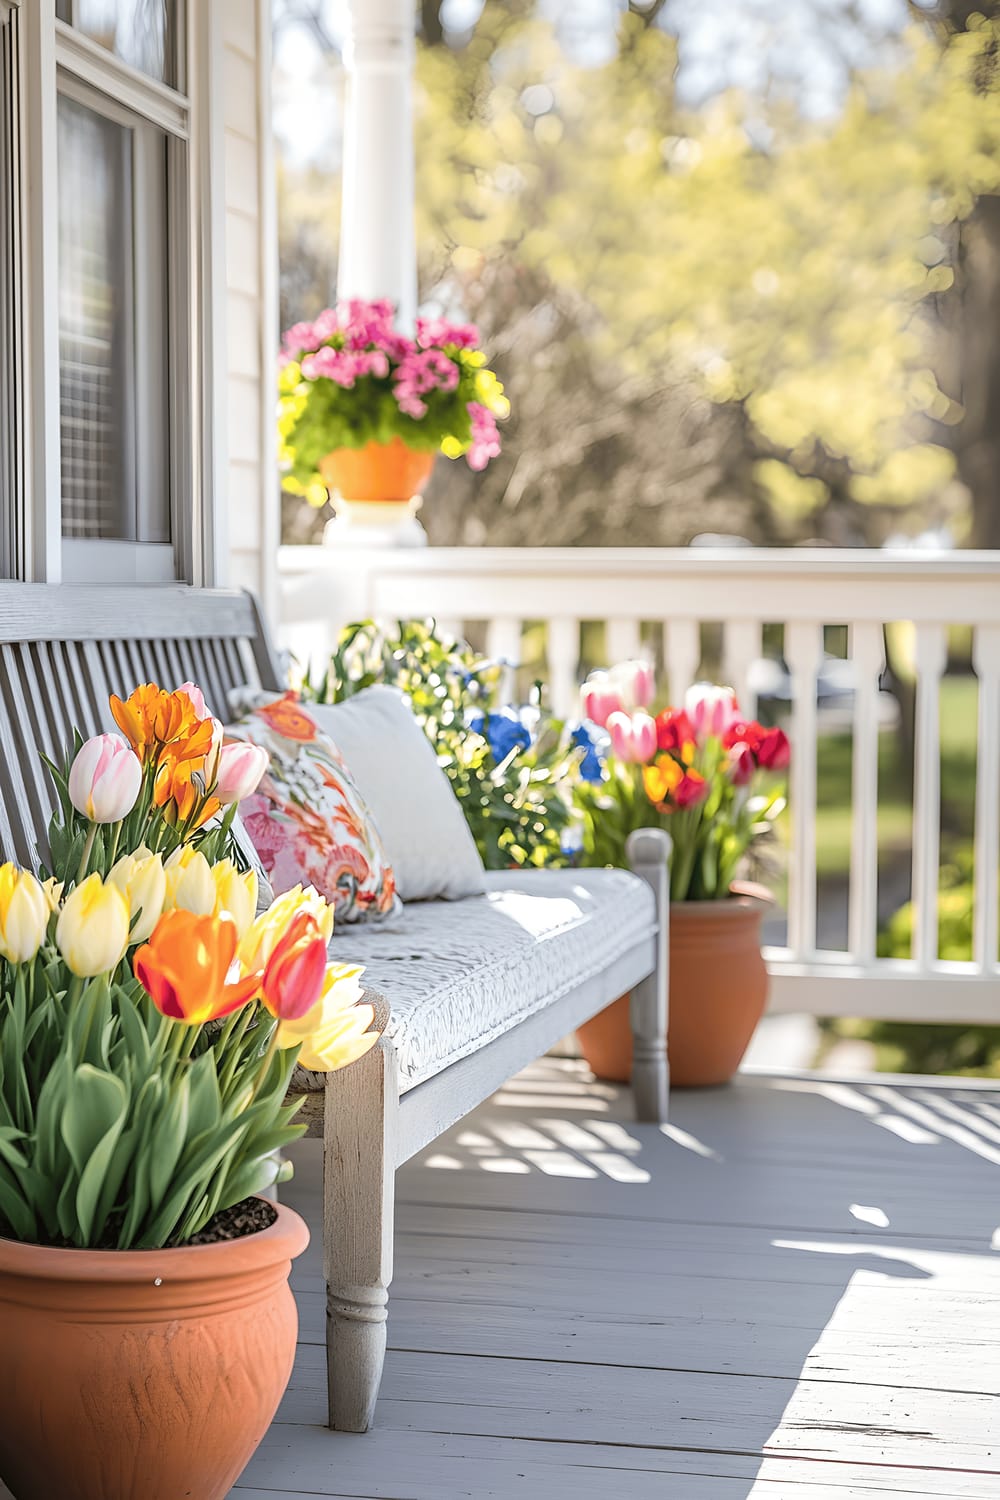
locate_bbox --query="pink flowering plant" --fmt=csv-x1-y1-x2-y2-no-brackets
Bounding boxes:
574,665,790,901
278,299,510,500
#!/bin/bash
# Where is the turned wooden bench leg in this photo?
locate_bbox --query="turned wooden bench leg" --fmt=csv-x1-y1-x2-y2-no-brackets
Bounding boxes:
323,1032,399,1432
626,828,671,1124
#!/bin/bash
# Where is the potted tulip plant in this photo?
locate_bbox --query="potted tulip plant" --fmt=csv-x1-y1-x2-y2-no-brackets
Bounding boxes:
0,682,378,1500
574,666,789,1087
278,299,509,525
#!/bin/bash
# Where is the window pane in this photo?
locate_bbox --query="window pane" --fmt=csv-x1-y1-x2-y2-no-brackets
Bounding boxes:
56,0,176,88
58,95,130,542
57,93,171,548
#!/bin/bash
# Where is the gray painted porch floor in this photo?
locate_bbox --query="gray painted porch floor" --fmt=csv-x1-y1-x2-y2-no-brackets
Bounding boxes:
232,1057,1000,1499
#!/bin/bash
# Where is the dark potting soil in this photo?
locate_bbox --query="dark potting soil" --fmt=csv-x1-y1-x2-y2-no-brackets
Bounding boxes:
181,1197,277,1245
3,1197,278,1250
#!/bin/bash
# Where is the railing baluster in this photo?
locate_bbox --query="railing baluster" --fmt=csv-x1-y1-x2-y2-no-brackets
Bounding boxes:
785,622,824,959
912,623,947,970
546,617,579,718
606,617,641,667
973,624,1000,972
722,618,762,719
664,619,700,706
848,622,885,964
486,618,522,705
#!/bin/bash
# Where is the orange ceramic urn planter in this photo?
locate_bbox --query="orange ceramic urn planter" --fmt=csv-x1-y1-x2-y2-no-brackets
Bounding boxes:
0,1200,309,1500
320,437,435,504
577,895,769,1088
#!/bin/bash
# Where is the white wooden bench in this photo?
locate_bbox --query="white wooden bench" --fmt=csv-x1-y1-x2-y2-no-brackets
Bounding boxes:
0,582,669,1433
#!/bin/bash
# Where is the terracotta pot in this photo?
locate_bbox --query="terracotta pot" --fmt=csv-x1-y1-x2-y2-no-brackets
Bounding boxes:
577,893,769,1088
0,1199,309,1500
320,437,436,504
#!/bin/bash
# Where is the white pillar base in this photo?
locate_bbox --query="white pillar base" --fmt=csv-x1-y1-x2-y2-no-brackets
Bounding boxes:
323,500,428,549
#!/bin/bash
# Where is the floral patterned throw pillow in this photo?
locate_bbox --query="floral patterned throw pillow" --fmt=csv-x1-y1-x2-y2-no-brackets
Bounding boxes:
225,690,401,924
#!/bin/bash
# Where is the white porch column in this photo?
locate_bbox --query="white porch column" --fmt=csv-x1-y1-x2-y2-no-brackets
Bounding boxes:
338,0,418,331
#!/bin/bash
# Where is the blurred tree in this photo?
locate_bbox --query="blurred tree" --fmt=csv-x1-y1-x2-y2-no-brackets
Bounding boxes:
275,1,1000,549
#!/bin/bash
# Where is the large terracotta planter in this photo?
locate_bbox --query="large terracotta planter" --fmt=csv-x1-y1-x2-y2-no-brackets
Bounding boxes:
321,438,435,508
577,893,769,1088
0,1199,309,1500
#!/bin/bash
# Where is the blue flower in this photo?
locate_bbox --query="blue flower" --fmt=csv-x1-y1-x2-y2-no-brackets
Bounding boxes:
485,707,532,762
571,721,606,783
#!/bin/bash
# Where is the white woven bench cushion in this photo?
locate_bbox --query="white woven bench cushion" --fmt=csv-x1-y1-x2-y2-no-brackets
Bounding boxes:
330,867,655,1091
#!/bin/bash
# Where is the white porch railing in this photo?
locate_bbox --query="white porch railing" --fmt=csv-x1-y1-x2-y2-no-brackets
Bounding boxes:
278,545,1000,1026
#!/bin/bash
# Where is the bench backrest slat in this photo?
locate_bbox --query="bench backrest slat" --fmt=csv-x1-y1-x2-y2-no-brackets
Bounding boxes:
0,584,284,868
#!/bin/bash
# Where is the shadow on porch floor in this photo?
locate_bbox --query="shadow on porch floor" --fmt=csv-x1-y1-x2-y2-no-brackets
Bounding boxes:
231,1056,1000,1499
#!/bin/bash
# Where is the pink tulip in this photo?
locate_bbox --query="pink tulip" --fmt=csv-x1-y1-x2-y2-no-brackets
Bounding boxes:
68,734,142,823
607,710,658,764
214,742,269,805
177,680,210,719
684,683,741,742
611,659,655,710
581,674,624,729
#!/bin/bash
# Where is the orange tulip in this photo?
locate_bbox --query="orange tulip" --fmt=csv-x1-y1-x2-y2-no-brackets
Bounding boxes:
152,755,221,830
134,909,261,1024
110,683,216,766
260,910,328,1021
643,754,708,813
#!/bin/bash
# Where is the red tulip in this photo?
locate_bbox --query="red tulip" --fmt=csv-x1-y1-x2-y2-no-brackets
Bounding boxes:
675,769,710,809
260,911,328,1021
655,708,695,753
723,720,790,771
757,726,791,771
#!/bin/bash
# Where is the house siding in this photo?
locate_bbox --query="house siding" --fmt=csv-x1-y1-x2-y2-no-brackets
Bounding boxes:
219,0,277,617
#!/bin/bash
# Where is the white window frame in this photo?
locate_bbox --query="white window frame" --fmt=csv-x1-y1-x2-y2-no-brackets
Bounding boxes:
2,0,226,585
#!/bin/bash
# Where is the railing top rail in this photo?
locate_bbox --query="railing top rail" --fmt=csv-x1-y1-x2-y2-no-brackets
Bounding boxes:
278,546,1000,626
279,545,1000,580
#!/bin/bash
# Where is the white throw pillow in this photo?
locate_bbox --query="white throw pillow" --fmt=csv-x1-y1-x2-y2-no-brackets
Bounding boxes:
309,687,486,902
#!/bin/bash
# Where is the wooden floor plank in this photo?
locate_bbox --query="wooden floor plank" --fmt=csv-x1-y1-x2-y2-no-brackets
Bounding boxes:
233,1066,1000,1496
270,1342,998,1472
234,1426,997,1499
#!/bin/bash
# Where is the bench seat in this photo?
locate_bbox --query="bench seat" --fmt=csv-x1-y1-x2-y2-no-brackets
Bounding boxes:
334,868,656,1092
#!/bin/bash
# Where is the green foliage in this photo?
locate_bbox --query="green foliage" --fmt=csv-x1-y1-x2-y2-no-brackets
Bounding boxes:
416,14,1000,517
0,950,305,1250
302,618,578,870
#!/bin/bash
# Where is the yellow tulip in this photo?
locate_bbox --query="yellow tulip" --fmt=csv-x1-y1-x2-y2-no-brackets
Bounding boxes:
108,848,167,944
275,962,378,1072
163,846,216,917
211,859,258,939
239,884,334,971
55,874,130,977
0,864,49,964
41,877,63,913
